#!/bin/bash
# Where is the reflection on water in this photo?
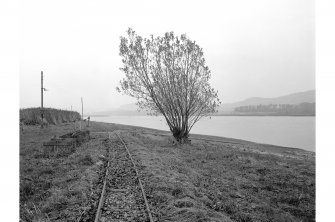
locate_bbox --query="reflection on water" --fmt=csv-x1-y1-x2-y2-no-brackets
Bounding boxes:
92,115,315,152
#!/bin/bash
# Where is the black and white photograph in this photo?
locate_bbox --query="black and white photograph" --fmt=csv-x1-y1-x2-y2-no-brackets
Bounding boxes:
4,0,335,221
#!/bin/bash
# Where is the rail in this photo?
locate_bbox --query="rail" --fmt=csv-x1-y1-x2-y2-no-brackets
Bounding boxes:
93,132,154,222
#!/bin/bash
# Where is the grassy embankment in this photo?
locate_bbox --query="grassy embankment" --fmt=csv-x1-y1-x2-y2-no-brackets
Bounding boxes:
20,121,315,222
20,108,81,125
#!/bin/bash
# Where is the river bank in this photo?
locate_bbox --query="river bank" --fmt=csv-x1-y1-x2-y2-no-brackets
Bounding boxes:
20,121,315,221
91,115,315,151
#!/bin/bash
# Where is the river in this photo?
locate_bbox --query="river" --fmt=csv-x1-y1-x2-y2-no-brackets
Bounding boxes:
91,115,315,152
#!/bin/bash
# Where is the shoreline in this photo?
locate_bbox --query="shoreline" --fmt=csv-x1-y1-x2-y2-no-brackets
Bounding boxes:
20,121,315,221
88,114,316,117
89,120,315,153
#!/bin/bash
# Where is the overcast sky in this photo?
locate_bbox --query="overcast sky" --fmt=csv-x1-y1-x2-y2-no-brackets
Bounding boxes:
20,0,314,113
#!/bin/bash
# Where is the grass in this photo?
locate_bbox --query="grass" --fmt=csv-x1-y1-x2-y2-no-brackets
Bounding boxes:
120,128,315,221
20,124,106,221
20,121,315,222
20,107,81,125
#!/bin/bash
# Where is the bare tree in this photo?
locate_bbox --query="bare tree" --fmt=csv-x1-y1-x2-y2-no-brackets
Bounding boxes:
117,28,221,143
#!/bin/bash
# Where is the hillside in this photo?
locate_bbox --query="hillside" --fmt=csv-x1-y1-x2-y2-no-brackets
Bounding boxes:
218,90,315,114
89,90,315,116
89,103,147,116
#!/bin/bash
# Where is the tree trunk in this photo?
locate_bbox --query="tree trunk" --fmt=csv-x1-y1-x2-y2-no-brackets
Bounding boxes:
172,128,190,144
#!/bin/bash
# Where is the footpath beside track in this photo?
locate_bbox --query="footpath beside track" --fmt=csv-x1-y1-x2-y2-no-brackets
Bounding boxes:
94,132,153,222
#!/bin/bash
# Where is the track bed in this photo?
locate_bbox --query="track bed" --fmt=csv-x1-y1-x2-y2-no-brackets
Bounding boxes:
99,138,148,221
90,132,153,222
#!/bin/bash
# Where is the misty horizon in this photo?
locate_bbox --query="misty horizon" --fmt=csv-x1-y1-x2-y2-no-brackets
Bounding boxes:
19,89,315,113
20,0,314,113
85,89,315,113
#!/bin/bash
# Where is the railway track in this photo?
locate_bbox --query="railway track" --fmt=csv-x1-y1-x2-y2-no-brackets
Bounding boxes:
93,132,154,222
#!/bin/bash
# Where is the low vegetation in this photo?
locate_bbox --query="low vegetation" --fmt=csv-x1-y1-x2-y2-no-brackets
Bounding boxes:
118,129,315,221
20,121,315,222
20,124,107,221
20,108,81,125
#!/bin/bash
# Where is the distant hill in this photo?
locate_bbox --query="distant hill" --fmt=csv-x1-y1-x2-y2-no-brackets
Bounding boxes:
89,90,315,116
218,90,315,114
88,103,147,116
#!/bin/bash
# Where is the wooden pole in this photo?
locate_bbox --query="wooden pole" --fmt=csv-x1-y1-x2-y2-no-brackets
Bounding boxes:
41,71,44,128
79,98,83,130
81,97,83,120
41,71,43,109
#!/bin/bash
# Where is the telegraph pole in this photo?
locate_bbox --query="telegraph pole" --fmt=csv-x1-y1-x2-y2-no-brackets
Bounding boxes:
41,71,43,109
40,71,48,128
41,71,44,127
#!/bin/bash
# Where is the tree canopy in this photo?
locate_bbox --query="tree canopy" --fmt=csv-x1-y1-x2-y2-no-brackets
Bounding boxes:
117,28,220,143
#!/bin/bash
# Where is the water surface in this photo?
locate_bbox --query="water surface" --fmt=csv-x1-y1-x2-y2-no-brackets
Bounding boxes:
92,115,315,152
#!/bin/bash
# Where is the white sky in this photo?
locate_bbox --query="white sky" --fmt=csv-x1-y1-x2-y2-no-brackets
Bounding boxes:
19,0,314,113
